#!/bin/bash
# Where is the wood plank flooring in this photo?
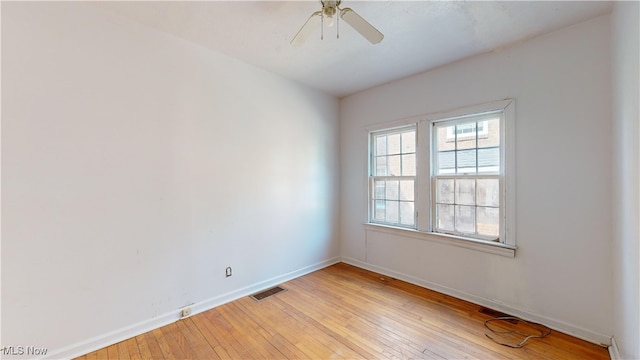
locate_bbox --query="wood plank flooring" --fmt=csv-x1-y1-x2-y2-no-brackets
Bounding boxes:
77,263,609,359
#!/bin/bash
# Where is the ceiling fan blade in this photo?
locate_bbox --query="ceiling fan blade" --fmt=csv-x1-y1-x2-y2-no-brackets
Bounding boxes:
340,7,383,44
291,11,322,46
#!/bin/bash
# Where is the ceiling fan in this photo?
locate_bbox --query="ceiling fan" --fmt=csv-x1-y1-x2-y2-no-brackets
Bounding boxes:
291,0,384,46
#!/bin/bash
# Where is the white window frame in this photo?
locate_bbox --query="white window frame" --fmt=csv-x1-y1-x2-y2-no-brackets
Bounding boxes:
366,99,516,257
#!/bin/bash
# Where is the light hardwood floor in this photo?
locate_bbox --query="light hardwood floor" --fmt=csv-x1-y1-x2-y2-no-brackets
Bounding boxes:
77,263,609,359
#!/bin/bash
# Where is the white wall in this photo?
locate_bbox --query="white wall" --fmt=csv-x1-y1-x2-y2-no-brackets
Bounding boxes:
1,2,339,358
611,1,640,359
340,15,613,344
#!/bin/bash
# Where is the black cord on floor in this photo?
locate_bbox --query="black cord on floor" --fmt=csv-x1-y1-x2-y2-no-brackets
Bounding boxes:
484,316,551,348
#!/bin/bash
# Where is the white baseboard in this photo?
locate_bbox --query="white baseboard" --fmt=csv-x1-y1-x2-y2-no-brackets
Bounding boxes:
609,337,621,360
44,311,179,360
341,256,612,347
45,257,341,360
190,257,341,320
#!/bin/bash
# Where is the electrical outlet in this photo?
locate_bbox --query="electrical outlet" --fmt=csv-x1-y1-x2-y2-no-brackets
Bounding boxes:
225,267,232,277
180,307,192,318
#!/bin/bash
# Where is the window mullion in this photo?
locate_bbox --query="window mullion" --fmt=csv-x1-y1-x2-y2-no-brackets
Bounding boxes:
454,124,458,175
475,121,479,174
474,178,478,236
416,120,431,232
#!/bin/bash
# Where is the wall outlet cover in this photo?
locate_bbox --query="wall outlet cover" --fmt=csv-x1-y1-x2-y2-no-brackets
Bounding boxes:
180,307,192,318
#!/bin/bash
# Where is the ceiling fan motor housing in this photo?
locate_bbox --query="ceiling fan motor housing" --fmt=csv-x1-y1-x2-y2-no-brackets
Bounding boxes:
322,0,340,17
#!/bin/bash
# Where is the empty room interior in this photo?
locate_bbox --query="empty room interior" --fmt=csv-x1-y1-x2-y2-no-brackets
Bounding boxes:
2,1,639,359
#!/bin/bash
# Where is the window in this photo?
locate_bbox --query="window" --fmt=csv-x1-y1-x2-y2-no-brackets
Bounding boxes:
369,127,416,227
433,114,501,241
367,99,515,251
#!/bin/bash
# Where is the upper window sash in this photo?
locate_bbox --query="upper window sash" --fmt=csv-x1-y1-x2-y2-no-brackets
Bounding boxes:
432,113,503,177
370,127,417,178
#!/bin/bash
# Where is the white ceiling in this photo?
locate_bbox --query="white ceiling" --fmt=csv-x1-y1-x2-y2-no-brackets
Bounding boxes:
91,1,612,97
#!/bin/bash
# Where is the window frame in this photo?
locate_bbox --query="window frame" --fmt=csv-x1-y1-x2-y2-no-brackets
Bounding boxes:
366,99,516,256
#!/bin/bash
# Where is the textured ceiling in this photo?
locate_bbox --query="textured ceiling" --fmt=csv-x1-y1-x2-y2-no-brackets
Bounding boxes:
91,1,613,97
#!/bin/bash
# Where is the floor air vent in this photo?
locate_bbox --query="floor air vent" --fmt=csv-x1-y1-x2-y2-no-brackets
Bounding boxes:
250,286,286,301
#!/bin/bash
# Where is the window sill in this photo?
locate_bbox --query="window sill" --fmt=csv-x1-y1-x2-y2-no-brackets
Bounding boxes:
363,223,516,258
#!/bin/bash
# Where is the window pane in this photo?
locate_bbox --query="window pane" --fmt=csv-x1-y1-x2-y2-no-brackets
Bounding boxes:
385,180,399,200
478,117,500,149
478,147,500,173
436,204,454,231
374,200,385,221
455,179,475,205
388,133,401,155
375,135,387,156
457,123,476,136
374,180,385,199
400,202,414,226
436,178,454,204
385,201,399,223
456,124,477,150
402,154,416,176
437,151,455,175
388,155,401,176
402,131,415,153
477,206,499,237
437,125,455,152
477,179,499,207
455,205,476,234
456,149,476,174
399,180,414,201
375,157,387,176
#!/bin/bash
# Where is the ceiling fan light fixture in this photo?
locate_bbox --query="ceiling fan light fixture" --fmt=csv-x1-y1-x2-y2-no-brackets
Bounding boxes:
325,14,335,27
323,2,337,27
